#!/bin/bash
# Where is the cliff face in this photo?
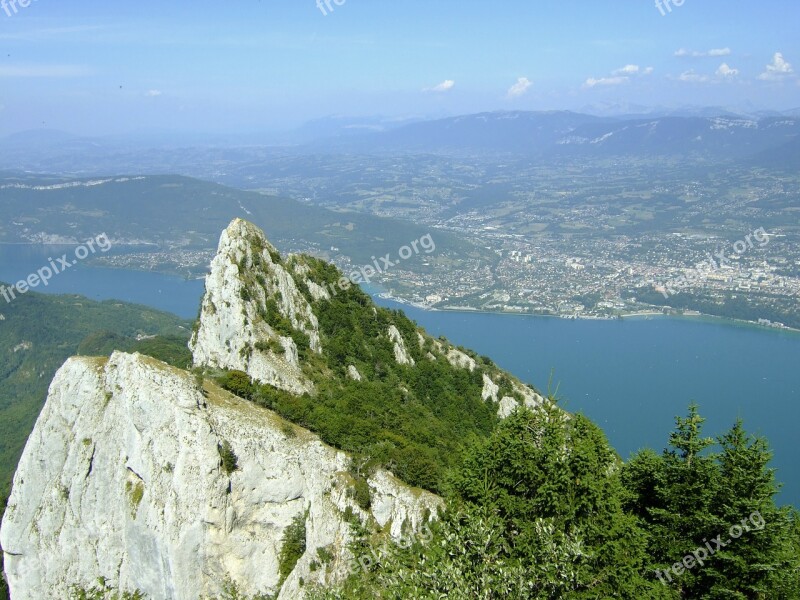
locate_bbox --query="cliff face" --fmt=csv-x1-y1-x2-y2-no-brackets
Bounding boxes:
0,352,439,599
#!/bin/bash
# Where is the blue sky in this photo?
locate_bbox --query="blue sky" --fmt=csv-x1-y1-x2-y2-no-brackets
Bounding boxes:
1,0,799,135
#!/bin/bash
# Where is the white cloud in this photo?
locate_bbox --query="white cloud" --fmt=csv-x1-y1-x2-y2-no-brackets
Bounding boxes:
426,79,455,92
0,64,91,78
715,63,739,78
675,47,731,58
506,77,532,98
585,63,653,88
613,64,640,75
145,90,163,97
677,70,710,83
584,76,628,88
758,52,794,81
708,48,731,57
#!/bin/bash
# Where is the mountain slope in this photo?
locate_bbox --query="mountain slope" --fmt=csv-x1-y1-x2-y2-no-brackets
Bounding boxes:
316,111,800,160
1,219,541,599
0,174,488,272
1,352,440,600
3,219,798,599
190,219,543,489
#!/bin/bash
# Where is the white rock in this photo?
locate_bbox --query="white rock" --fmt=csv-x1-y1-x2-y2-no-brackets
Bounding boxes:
190,219,321,395
0,352,440,600
446,348,476,372
481,374,499,402
347,365,363,382
387,326,414,366
497,396,520,419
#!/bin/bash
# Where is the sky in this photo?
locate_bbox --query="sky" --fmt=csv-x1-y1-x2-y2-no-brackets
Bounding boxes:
1,0,799,136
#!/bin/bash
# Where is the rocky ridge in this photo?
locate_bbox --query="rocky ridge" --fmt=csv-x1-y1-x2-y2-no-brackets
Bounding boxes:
1,218,545,599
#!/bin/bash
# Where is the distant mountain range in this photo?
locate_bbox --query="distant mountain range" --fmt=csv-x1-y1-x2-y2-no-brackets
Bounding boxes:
312,111,800,163
2,109,800,171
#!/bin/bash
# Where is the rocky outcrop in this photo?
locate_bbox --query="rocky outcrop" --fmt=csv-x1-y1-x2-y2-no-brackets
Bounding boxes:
387,326,414,366
190,219,321,395
446,347,476,371
191,219,539,419
347,365,363,381
0,218,557,600
0,352,440,600
481,373,545,417
481,374,499,401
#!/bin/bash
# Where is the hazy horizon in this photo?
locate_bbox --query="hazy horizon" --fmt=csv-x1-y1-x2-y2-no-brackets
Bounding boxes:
2,0,799,136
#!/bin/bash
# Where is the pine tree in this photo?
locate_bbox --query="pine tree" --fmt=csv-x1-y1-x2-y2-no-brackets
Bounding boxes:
623,404,722,595
623,406,800,599
708,420,800,598
450,405,659,598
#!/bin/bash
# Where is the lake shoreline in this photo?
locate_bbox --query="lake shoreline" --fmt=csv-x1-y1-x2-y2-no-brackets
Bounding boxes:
425,304,800,337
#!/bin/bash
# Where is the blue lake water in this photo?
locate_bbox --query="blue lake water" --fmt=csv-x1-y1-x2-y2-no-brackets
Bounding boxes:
2,245,798,507
0,245,204,319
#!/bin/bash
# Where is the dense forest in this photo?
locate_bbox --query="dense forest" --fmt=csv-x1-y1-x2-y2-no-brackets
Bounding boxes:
637,288,800,331
311,405,800,599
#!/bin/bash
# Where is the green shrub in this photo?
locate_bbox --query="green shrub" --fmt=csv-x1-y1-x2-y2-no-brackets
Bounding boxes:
349,476,371,511
219,440,239,475
316,545,334,565
125,481,144,518
255,339,284,356
218,370,255,400
70,577,145,599
278,512,307,583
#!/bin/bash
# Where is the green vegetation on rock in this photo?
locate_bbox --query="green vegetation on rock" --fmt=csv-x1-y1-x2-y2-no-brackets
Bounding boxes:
218,440,239,475
278,511,307,584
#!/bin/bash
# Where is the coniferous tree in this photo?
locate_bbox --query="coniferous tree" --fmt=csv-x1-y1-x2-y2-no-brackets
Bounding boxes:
708,420,799,598
623,406,800,599
450,405,660,598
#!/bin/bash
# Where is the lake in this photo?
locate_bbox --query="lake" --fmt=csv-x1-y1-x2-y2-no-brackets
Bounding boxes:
0,244,205,319
2,245,798,507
